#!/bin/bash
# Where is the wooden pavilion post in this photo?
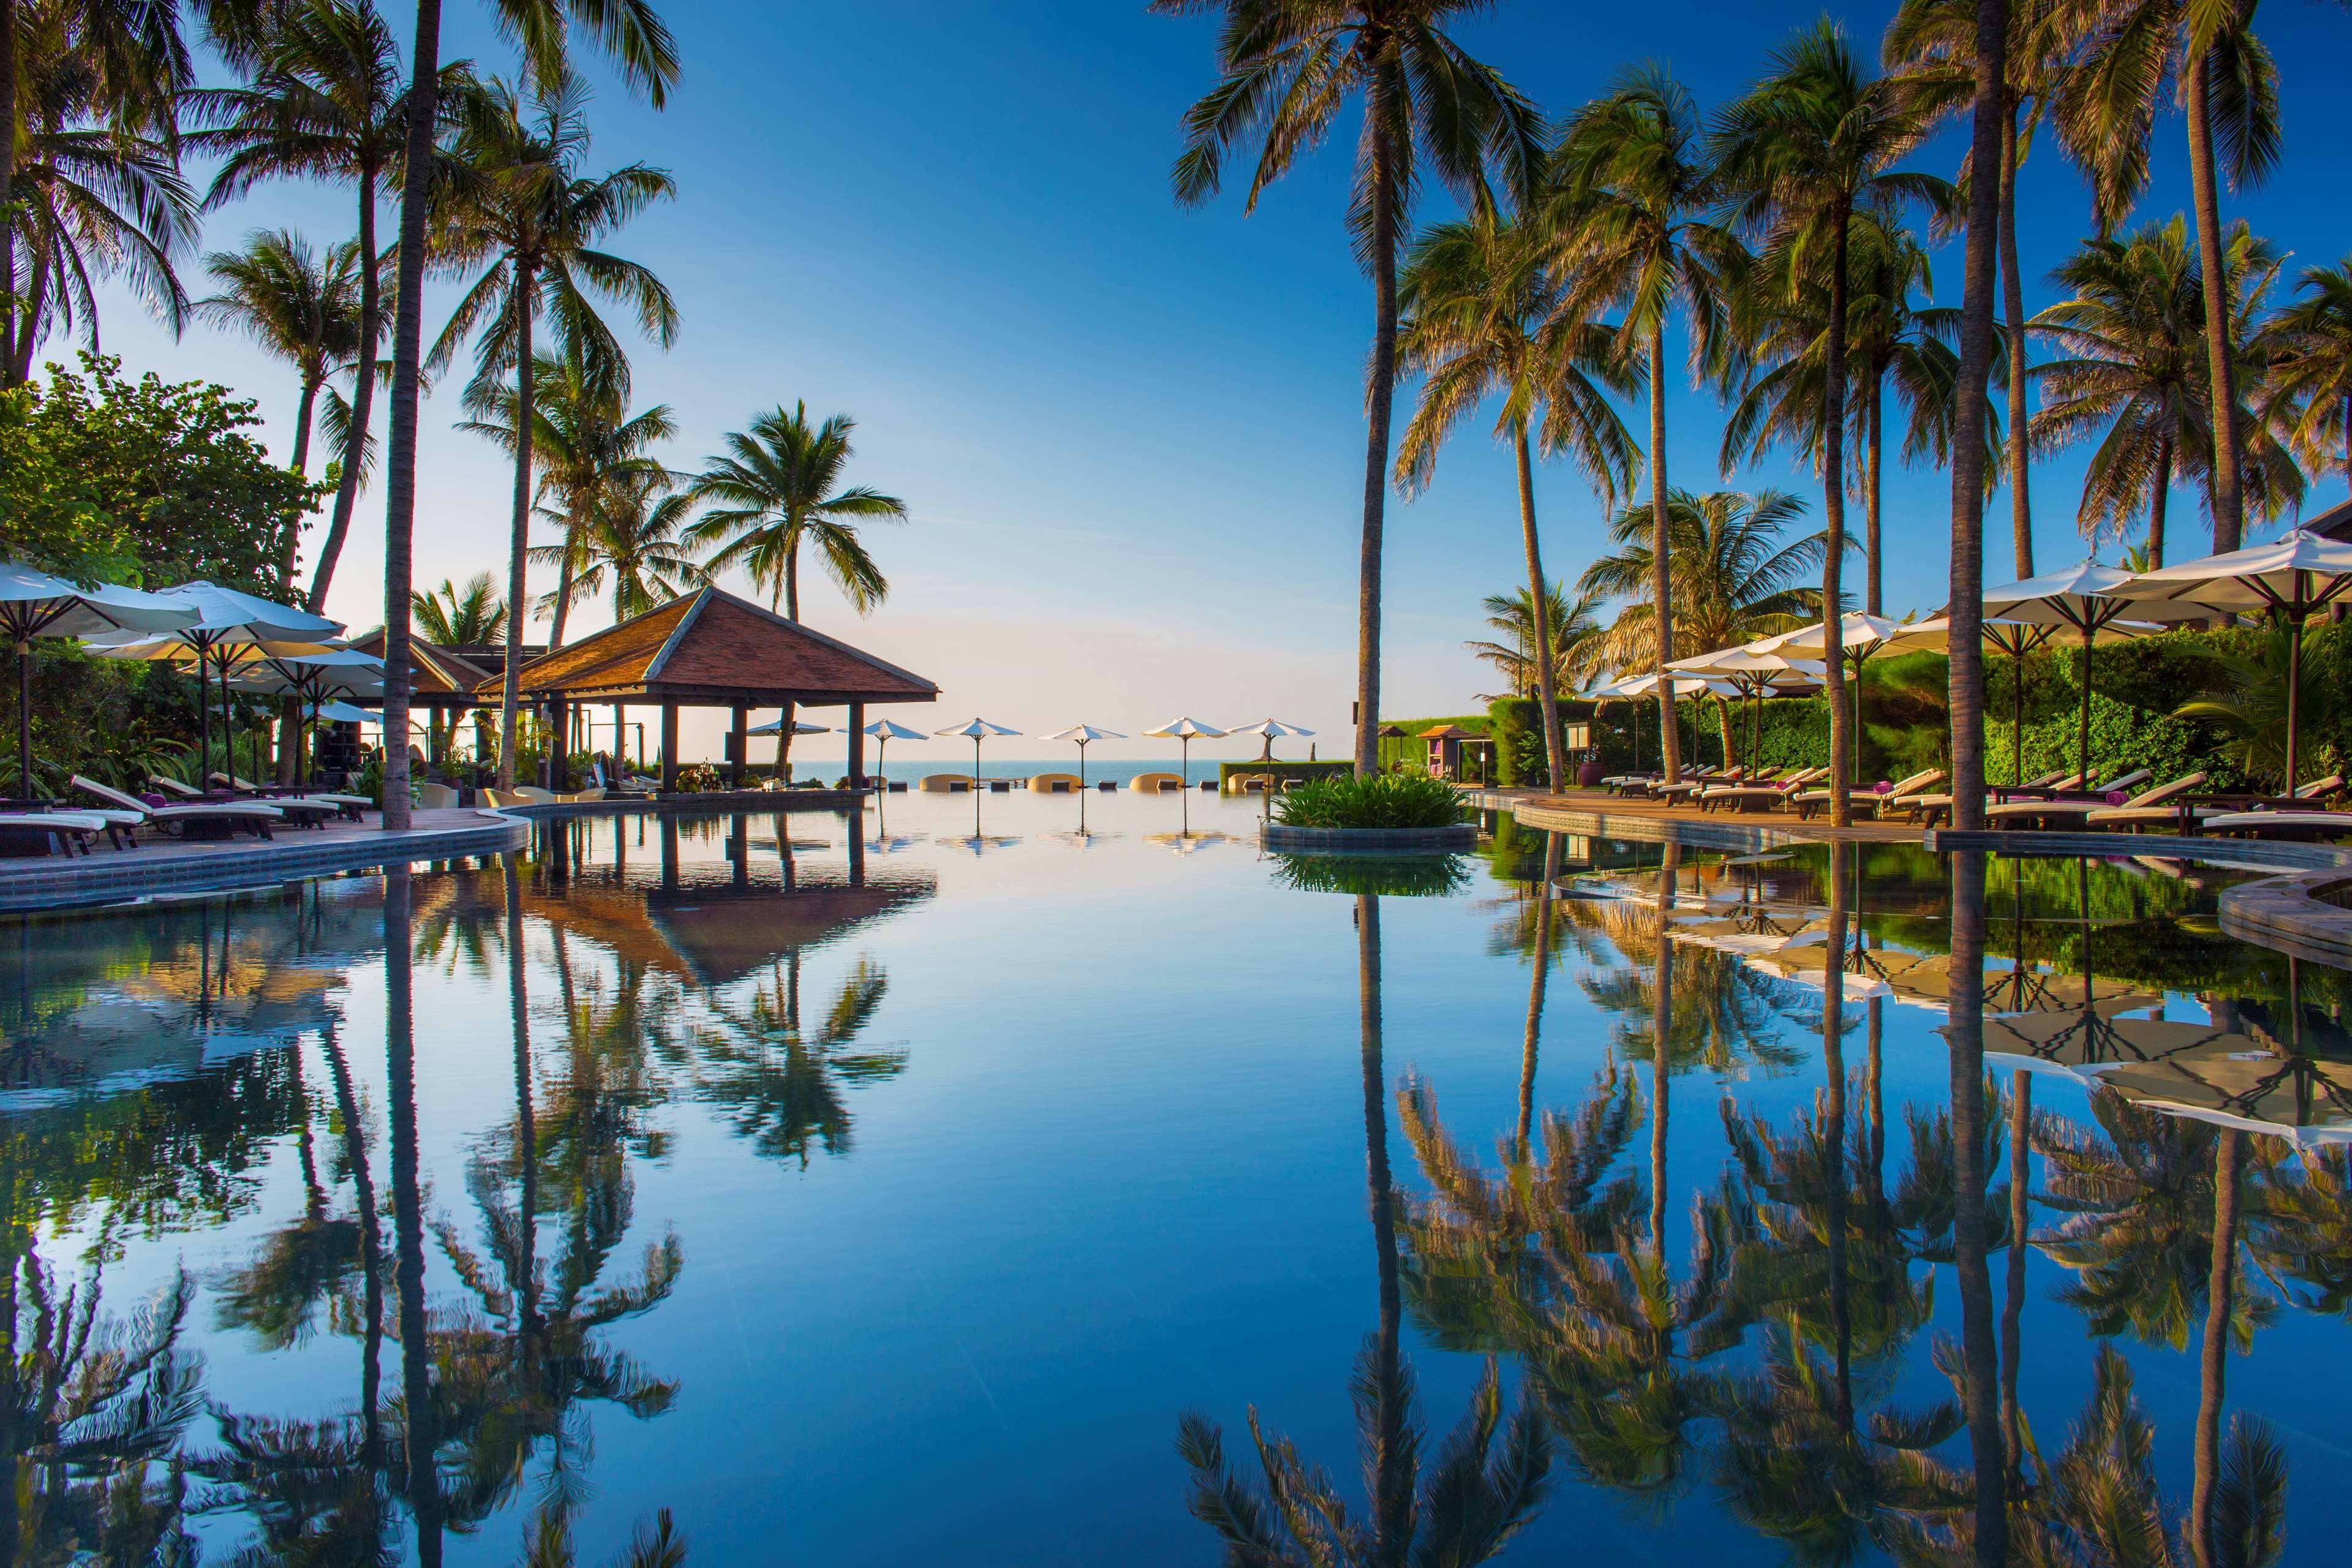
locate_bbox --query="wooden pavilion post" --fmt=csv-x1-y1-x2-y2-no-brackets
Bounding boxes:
614,701,626,774
848,701,865,790
729,704,748,789
660,702,679,793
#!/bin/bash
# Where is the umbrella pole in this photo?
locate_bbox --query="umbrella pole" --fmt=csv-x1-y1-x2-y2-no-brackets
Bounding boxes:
2077,622,2093,785
1850,653,1865,786
2286,609,2305,793
2011,648,2024,789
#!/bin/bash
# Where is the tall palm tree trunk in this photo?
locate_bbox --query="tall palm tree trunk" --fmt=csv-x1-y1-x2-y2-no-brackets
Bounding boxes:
0,0,17,386
548,504,582,649
1864,369,1883,615
505,857,538,1340
2188,1128,2244,1568
1946,0,2007,835
1512,419,1568,786
1648,322,1679,784
322,1023,382,1460
1821,216,1853,822
2000,105,2034,579
309,170,380,614
1355,128,1399,778
2184,50,2244,554
498,298,535,791
290,375,321,478
784,538,801,622
380,0,448,833
2149,435,2173,567
2000,1070,2030,1480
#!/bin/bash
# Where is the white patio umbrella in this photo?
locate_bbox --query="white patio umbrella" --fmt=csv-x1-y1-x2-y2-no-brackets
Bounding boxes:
0,562,199,793
1981,559,2211,783
1144,717,1226,785
224,647,384,784
1890,612,2163,785
1665,646,1824,766
1227,718,1316,761
1590,672,1737,772
1752,613,1929,785
2108,528,2352,788
936,717,1020,786
862,718,927,786
747,717,830,734
94,628,355,787
1041,723,1124,788
119,582,344,785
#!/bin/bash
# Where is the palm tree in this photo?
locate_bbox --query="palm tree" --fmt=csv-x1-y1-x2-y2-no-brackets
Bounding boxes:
2029,216,2300,565
1577,488,1830,764
2259,256,2352,487
1464,581,1603,701
531,470,705,625
432,74,679,790
189,0,456,615
4,0,195,381
1396,208,1636,787
1882,0,2071,582
1553,64,1736,788
1720,212,1991,614
195,230,364,489
2048,0,2281,557
412,571,509,646
682,403,905,622
461,337,675,646
1156,0,1545,777
1712,20,1944,826
373,0,678,834
0,0,186,385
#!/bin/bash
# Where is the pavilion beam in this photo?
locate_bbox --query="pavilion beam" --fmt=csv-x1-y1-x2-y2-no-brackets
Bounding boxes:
848,701,865,790
660,702,679,793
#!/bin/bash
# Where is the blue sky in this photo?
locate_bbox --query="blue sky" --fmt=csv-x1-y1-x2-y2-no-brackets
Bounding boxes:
78,0,2352,762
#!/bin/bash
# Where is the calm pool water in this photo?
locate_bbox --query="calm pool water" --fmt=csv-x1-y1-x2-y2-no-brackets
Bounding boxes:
4,787,2350,1565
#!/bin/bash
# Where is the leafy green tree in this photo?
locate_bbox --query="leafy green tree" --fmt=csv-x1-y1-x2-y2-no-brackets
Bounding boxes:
461,336,675,645
682,402,904,624
5,0,195,384
1463,581,1603,703
1711,20,1945,825
2048,0,2280,554
1719,213,1991,613
187,0,466,613
431,73,678,789
1395,208,1636,785
2031,217,2299,567
195,228,364,487
412,571,510,645
2258,255,2352,487
1155,0,1544,775
1554,62,1739,785
1,353,318,591
369,0,680,835
531,469,703,624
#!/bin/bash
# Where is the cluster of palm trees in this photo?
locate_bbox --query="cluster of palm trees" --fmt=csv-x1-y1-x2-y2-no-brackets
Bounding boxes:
1161,0,2350,823
6,0,916,810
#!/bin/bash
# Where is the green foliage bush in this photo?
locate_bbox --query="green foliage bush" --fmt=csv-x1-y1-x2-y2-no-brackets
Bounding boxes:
1271,772,1466,829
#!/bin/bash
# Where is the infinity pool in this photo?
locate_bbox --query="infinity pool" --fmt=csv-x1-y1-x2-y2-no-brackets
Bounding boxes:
4,786,2349,1564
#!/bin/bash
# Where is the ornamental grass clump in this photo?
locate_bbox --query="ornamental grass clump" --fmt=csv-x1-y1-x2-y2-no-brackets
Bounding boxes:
1270,772,1464,830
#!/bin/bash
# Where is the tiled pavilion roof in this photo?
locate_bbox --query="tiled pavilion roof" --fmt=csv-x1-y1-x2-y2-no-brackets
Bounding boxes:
477,587,938,707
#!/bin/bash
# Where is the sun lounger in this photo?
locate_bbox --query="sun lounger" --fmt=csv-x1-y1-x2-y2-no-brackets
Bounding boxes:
1791,769,1943,821
210,771,372,820
2199,810,2352,840
1990,771,2207,831
1698,766,1826,814
74,776,283,842
0,811,108,856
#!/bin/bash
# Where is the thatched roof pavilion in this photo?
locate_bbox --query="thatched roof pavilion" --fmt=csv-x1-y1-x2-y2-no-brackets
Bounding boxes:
477,586,938,788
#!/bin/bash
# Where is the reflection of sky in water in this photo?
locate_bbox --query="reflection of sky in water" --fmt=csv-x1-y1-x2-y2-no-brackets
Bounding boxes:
1,791,2350,1564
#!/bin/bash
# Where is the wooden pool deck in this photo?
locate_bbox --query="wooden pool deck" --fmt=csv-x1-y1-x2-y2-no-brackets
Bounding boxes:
1466,787,1932,847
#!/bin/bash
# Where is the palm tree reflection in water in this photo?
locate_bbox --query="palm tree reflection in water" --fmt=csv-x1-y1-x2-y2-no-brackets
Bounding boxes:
1177,887,1554,1563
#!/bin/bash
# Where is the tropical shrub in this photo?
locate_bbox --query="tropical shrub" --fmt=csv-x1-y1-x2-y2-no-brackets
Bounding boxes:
1272,773,1464,830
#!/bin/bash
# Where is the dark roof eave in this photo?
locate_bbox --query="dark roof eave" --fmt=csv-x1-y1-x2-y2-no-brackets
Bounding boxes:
481,682,940,705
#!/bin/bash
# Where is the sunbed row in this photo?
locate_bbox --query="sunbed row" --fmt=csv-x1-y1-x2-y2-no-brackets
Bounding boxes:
0,774,374,858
